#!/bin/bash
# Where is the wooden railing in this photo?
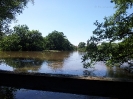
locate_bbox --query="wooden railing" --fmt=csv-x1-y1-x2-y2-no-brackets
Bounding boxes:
0,70,133,98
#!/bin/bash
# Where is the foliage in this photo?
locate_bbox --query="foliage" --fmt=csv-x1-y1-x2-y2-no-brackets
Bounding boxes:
0,0,33,37
0,27,75,51
70,45,77,51
78,48,86,52
0,33,21,51
44,30,74,51
78,42,86,48
0,25,44,51
82,0,133,68
78,42,86,51
0,86,17,99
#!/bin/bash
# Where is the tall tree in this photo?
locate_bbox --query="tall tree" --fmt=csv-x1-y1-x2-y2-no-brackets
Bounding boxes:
0,0,33,37
82,0,133,68
45,30,74,51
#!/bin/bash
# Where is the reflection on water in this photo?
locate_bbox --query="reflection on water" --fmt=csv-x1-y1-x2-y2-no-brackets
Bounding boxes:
0,51,70,61
2,58,43,72
0,51,133,79
47,61,64,70
0,86,17,99
0,86,112,99
106,66,133,78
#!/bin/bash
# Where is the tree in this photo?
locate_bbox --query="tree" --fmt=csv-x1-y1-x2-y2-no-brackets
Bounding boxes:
0,25,44,51
78,42,86,49
82,0,133,68
45,30,74,51
0,86,17,99
0,33,21,51
26,30,44,51
0,0,33,37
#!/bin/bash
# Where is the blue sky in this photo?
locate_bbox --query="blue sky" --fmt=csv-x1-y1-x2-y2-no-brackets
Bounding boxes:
11,0,116,46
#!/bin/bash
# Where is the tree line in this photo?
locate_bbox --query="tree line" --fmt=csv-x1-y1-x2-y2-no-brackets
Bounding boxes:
0,0,77,51
0,25,76,51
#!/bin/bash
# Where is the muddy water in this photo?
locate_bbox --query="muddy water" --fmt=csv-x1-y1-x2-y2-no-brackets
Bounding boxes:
0,51,133,79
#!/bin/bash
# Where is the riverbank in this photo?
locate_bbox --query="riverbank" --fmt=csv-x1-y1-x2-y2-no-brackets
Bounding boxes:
43,50,61,52
77,48,86,52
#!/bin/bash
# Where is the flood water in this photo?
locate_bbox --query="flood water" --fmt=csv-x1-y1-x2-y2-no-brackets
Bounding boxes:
0,51,133,78
0,51,133,99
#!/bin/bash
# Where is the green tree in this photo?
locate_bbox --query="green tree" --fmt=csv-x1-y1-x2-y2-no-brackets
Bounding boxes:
45,30,74,51
0,34,21,51
78,42,86,49
0,0,33,37
82,0,133,68
27,30,44,51
0,25,44,51
78,42,86,52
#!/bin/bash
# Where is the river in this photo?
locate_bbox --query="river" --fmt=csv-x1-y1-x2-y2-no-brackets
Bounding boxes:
0,51,133,99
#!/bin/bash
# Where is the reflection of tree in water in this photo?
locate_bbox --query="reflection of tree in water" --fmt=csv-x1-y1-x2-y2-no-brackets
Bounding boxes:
78,51,85,56
106,66,133,79
0,86,17,99
2,58,44,72
46,52,72,71
44,51,71,61
83,69,95,77
47,61,64,71
0,51,71,60
0,51,73,72
0,59,4,65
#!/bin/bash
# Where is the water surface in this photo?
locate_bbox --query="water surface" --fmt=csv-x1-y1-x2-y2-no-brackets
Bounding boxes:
0,51,133,79
0,86,113,99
